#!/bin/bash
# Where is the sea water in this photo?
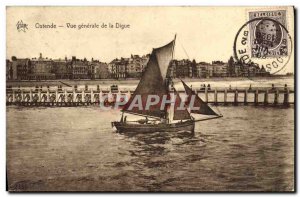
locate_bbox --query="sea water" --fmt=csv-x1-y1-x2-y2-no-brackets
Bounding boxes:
6,106,294,191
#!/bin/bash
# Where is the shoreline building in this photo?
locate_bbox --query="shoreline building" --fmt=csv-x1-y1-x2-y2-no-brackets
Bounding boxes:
6,54,271,81
71,57,89,79
108,58,128,79
196,62,210,78
211,61,228,77
10,56,31,80
90,59,109,79
172,59,192,78
53,57,72,79
127,54,149,78
28,53,55,80
109,54,150,79
6,59,13,80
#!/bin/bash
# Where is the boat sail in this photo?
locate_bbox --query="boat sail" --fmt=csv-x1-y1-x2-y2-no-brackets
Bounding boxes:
181,80,223,122
112,36,222,133
172,87,191,120
121,38,175,119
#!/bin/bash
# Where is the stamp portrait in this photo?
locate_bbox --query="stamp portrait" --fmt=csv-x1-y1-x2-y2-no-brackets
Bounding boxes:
248,10,288,58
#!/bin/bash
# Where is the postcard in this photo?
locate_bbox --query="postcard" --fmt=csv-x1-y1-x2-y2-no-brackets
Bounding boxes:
6,6,294,192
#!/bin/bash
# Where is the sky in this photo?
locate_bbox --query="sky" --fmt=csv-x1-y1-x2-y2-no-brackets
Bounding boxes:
6,6,294,73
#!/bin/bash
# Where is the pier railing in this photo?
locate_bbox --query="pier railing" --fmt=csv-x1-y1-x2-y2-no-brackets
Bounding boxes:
6,86,294,107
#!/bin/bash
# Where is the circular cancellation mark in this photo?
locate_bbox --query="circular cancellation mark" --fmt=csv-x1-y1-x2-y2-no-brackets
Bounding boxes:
233,17,293,75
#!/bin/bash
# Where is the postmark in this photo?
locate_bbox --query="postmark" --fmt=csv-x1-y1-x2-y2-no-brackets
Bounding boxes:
233,12,293,75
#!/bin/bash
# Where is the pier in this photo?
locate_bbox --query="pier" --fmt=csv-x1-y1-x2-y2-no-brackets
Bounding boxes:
6,85,294,107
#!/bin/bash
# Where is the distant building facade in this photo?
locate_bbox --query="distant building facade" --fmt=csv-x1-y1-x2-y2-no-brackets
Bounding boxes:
6,53,270,81
71,57,89,79
53,57,72,79
28,53,55,80
109,54,149,79
10,56,31,80
109,58,128,79
6,60,13,80
211,61,228,77
173,59,192,78
91,60,109,79
127,54,149,78
196,62,210,78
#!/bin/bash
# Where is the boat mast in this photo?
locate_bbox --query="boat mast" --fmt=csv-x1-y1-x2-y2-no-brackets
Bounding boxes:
166,34,177,123
172,34,176,60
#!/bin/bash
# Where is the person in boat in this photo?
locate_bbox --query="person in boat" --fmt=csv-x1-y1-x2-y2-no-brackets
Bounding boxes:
124,116,127,122
145,116,148,124
159,115,167,124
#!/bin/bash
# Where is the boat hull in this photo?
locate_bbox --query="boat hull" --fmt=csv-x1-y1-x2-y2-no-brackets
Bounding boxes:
112,120,195,133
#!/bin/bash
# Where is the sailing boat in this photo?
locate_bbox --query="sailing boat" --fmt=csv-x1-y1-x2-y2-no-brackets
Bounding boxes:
112,36,222,133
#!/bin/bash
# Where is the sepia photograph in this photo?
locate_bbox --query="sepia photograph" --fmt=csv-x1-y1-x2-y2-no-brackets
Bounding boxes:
6,6,295,192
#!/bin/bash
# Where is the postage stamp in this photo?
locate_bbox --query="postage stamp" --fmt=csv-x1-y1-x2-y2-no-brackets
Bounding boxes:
233,9,293,74
248,10,288,58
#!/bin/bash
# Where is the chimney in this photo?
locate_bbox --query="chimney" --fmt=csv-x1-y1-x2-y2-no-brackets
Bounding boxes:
39,53,42,59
